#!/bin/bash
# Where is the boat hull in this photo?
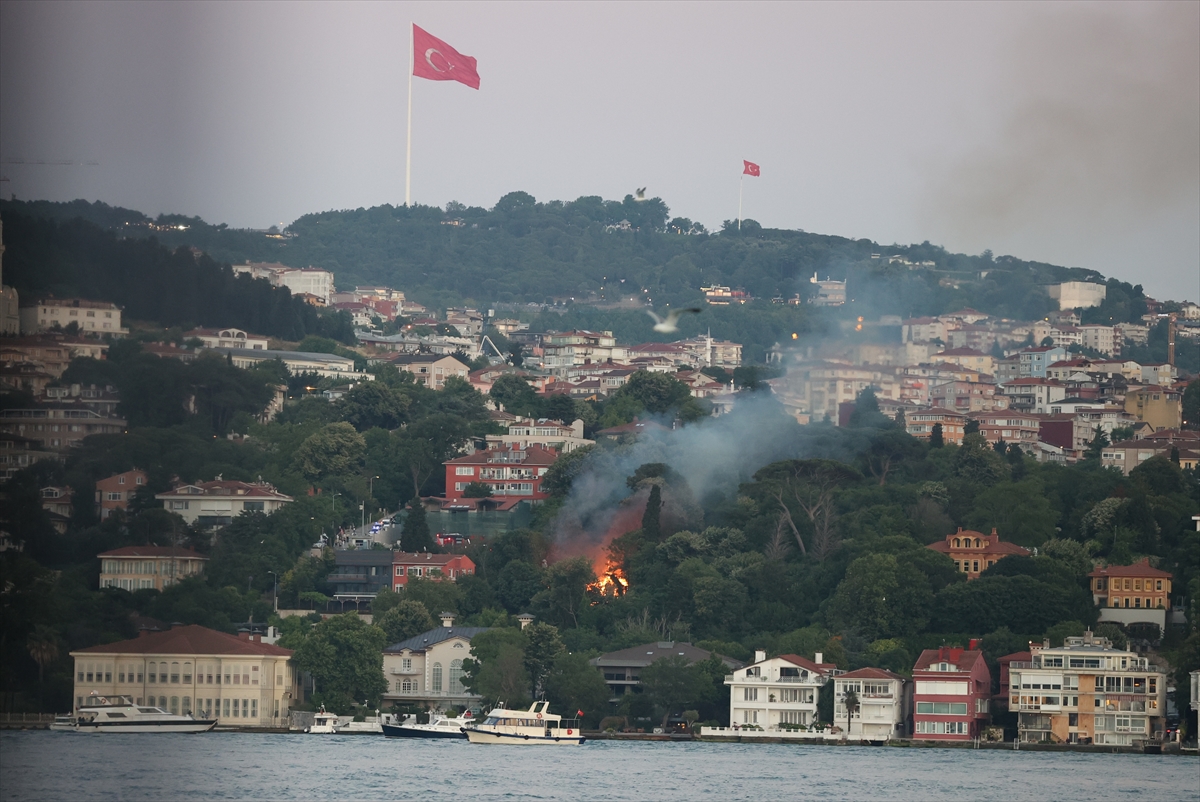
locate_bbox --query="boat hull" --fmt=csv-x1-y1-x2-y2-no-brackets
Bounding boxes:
77,720,217,734
382,723,467,739
465,728,585,746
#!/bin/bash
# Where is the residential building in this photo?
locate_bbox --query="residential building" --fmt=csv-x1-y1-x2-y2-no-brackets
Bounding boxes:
932,348,995,375
388,354,470,389
0,335,107,379
392,552,477,589
232,262,333,305
593,641,742,700
1011,631,1166,744
972,411,1041,451
702,285,751,305
1089,559,1172,632
808,274,846,306
444,307,484,336
443,443,558,502
1019,346,1069,378
0,432,56,482
676,334,743,369
911,647,991,741
69,624,298,727
1124,386,1182,431
724,651,838,728
930,379,1009,414
40,486,73,533
98,545,209,591
901,317,949,345
833,668,910,739
212,347,365,380
155,479,293,528
381,613,488,710
19,297,126,336
485,417,593,454
185,327,270,350
0,406,127,454
1048,281,1107,310
594,418,671,442
1101,439,1173,475
540,330,628,372
1079,325,1119,356
327,549,394,599
785,361,901,422
926,527,1031,578
906,408,967,445
95,469,148,519
999,377,1068,414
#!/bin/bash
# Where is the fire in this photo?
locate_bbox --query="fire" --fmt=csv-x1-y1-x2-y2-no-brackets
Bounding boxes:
586,559,629,599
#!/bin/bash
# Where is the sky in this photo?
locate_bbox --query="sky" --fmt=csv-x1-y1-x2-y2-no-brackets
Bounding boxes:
1,1,1196,301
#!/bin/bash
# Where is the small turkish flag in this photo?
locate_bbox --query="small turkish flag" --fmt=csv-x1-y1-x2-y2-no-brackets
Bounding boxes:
412,25,480,90
743,160,761,177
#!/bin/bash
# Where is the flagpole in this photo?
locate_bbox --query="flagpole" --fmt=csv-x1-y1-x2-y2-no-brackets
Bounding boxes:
737,173,743,230
405,23,414,207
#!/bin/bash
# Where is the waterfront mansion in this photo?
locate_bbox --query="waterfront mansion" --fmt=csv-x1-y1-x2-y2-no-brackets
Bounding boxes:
725,651,841,728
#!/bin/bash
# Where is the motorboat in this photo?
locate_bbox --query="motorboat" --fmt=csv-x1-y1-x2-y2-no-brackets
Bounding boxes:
382,711,476,739
73,694,216,733
305,705,340,734
49,715,79,732
465,701,584,746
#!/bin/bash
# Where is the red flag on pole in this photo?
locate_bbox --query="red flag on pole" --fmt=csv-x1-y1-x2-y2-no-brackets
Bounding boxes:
743,160,761,177
412,25,480,89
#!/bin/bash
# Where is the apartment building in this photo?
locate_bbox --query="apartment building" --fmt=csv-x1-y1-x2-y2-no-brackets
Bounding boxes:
443,443,557,502
95,469,148,519
392,552,477,589
485,417,593,454
1089,559,1172,632
381,613,488,709
911,647,991,741
906,408,967,445
98,545,208,591
19,298,126,336
184,327,270,350
388,354,471,390
155,479,293,528
971,411,1041,451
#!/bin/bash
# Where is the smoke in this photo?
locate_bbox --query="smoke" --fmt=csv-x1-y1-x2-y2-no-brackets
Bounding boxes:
549,392,837,562
923,3,1200,253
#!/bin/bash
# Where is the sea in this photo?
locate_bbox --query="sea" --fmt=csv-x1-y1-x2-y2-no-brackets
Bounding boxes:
1,731,1197,801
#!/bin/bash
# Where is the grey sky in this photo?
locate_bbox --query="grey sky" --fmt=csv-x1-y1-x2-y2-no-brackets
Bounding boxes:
1,1,1196,301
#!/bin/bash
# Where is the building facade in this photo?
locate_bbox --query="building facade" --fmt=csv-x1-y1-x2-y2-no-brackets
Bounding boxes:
1089,559,1172,631
381,615,487,710
724,652,839,728
185,327,270,350
69,624,298,727
155,479,293,528
19,298,125,335
443,443,558,502
926,527,1031,579
392,552,476,589
95,469,148,519
388,354,471,390
832,668,910,739
911,647,991,740
98,545,209,591
592,641,740,700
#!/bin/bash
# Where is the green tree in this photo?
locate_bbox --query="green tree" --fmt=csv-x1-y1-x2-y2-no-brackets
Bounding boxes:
954,433,1008,485
489,374,540,416
842,687,859,734
400,503,433,553
825,553,933,640
291,613,388,709
522,622,565,697
1083,426,1109,461
642,485,663,542
462,482,493,498
336,382,411,431
930,423,944,448
375,600,435,645
639,655,705,730
532,557,594,629
544,652,611,726
294,422,367,484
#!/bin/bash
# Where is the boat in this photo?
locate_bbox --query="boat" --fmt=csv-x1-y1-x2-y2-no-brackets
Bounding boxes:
464,701,585,746
73,694,216,733
305,705,340,734
49,714,79,732
382,711,476,739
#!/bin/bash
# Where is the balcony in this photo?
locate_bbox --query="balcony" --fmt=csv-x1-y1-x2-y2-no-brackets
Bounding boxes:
389,667,419,675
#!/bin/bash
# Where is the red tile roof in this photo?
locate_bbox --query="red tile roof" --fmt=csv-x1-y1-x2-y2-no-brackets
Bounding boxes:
837,667,905,681
777,654,838,673
72,624,292,656
1087,558,1172,580
913,648,983,673
97,545,207,560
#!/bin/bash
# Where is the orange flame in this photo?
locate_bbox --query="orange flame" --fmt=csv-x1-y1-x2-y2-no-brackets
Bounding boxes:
586,559,630,599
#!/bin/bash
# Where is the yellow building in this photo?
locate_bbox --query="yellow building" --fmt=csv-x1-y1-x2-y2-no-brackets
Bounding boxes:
1124,386,1181,431
69,624,298,728
98,545,208,591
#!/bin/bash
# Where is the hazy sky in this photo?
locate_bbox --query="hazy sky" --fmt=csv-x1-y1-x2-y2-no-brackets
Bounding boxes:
1,1,1196,300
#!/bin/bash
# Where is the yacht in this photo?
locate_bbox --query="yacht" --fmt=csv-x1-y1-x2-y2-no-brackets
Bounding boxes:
49,714,79,732
382,711,475,739
465,701,585,746
73,695,216,733
305,705,340,734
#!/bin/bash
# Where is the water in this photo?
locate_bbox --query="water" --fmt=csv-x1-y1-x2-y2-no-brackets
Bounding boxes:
2,732,1197,801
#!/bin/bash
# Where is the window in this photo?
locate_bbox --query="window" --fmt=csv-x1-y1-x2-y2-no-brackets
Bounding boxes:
741,710,758,724
224,669,231,684
779,710,805,725
916,702,968,715
137,669,144,683
170,697,180,715
223,699,231,717
171,662,180,683
148,663,156,683
232,699,239,718
119,670,125,683
244,501,264,511
743,688,759,702
402,658,412,671
432,663,443,692
251,699,257,719
183,697,191,715
183,663,192,683
456,467,473,476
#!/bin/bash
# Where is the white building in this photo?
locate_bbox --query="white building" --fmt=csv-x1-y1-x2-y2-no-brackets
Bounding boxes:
155,479,293,528
485,417,594,454
232,262,334,305
1078,325,1118,357
1048,281,1107,310
725,651,839,728
19,298,126,336
832,667,910,739
381,614,487,711
185,327,270,350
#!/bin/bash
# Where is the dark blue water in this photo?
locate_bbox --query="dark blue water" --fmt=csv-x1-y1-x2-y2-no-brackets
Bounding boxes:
2,732,1197,801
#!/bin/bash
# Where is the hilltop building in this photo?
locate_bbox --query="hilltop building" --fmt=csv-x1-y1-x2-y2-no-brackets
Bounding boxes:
98,545,208,591
155,479,293,528
926,527,1031,578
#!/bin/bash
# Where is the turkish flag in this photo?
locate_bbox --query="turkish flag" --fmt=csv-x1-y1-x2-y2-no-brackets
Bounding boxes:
743,160,761,177
412,25,480,90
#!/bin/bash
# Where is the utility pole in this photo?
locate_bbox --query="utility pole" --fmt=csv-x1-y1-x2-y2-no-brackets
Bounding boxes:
267,570,278,614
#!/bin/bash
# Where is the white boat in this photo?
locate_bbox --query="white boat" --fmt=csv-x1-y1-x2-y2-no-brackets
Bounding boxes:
49,714,79,732
382,711,476,739
465,701,585,746
74,694,216,733
305,706,340,734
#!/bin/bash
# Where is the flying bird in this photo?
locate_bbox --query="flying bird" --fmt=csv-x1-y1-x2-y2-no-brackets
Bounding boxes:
634,187,647,201
646,306,701,333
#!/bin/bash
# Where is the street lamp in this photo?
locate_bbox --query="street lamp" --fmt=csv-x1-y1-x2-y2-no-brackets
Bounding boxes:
267,570,278,615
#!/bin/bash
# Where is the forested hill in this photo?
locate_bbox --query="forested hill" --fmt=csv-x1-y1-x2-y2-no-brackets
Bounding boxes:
1,194,1147,327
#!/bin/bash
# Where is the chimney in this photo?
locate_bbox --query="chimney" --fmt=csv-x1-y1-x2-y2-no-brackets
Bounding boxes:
252,633,262,643
814,652,823,665
238,628,251,641
516,613,535,630
753,650,766,663
969,638,979,651
439,612,456,628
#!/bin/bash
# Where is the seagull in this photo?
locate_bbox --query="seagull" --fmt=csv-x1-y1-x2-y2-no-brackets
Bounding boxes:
634,187,647,201
646,306,702,333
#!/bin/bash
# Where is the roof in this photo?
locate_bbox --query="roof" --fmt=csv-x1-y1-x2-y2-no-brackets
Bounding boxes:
97,545,207,560
595,418,671,436
443,443,559,467
837,667,906,681
935,348,989,357
72,624,292,657
592,641,740,669
392,552,473,566
775,654,839,673
389,353,469,367
155,480,292,501
384,626,490,654
1088,558,1172,579
927,527,1030,557
997,651,1032,666
913,648,984,673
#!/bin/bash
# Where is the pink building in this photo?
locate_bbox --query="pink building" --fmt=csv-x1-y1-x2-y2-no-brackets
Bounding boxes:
911,647,992,740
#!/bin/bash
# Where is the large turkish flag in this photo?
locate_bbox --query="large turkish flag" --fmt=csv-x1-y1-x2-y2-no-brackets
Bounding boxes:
412,25,480,90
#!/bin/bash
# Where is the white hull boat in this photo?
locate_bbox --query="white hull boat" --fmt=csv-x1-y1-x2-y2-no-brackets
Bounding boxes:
383,712,475,739
465,701,584,746
72,695,216,733
305,706,340,734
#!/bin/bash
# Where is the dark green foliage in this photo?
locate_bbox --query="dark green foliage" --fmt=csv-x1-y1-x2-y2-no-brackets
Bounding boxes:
930,423,944,448
930,575,1096,634
291,613,388,709
400,504,433,553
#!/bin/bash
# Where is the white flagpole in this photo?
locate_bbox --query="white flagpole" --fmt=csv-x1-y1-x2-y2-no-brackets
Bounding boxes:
405,23,414,207
737,173,743,230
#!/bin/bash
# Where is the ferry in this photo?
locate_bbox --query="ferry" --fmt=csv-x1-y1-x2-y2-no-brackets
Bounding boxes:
73,694,216,733
382,711,475,739
465,701,585,746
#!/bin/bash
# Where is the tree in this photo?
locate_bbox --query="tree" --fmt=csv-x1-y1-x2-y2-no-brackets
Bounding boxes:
489,374,540,416
532,557,594,629
27,625,59,703
294,422,366,484
496,560,544,612
545,652,611,727
336,382,411,431
642,485,663,542
1083,426,1109,461
930,423,944,448
825,554,933,640
375,600,435,645
462,481,493,498
522,622,565,697
291,613,388,709
954,433,1007,485
639,655,705,730
842,687,859,735
752,460,860,560
400,503,433,553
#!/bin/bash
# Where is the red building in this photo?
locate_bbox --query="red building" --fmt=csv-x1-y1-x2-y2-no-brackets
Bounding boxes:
392,551,476,589
911,647,992,740
443,443,558,502
95,469,148,520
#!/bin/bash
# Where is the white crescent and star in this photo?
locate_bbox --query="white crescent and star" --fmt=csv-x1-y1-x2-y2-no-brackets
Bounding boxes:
425,48,455,73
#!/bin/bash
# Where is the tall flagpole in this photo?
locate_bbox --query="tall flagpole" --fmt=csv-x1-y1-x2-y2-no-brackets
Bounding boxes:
405,23,414,207
737,173,743,230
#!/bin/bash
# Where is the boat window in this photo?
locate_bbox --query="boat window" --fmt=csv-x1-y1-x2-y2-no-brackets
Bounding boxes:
138,707,157,713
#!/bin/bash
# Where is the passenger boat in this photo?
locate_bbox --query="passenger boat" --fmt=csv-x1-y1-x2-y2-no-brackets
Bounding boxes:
74,694,216,733
305,705,340,734
464,701,584,746
382,711,475,739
